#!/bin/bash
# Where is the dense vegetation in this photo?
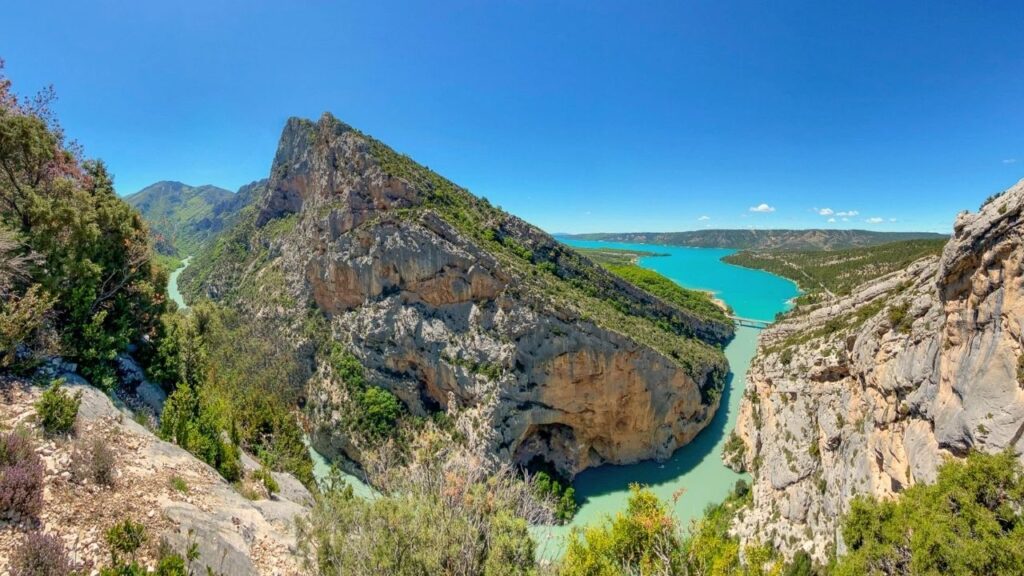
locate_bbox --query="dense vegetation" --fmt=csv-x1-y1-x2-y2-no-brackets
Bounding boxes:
569,230,946,251
297,432,550,576
326,344,404,441
834,451,1024,576
145,301,314,485
0,61,168,387
723,239,946,304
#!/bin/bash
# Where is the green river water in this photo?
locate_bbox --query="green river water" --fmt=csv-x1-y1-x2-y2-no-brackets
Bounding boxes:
167,239,798,558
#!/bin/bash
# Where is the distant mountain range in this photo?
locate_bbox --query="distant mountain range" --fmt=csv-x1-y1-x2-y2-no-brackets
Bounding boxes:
563,229,948,251
125,180,266,256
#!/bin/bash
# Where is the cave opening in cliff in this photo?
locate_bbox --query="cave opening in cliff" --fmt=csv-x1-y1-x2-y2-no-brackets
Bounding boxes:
513,423,578,483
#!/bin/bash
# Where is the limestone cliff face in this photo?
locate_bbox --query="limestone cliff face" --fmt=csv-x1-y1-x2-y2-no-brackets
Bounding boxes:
728,179,1024,561
194,113,732,479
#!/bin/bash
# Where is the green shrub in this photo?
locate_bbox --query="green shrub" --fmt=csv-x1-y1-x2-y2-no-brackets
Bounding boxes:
170,476,189,493
887,301,913,334
357,386,402,438
532,471,577,522
835,451,1024,576
562,485,684,575
329,344,366,392
159,383,241,481
255,465,279,495
35,379,81,434
723,432,747,469
105,519,146,564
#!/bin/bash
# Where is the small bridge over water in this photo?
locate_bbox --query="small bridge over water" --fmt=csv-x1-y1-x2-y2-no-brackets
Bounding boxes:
729,315,772,329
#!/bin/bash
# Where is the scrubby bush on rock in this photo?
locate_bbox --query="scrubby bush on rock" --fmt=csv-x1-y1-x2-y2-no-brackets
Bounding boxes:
10,531,78,576
35,378,81,434
0,427,44,520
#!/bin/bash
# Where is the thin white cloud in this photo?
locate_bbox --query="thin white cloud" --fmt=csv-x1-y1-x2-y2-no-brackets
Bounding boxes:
836,210,859,217
1003,159,1018,164
841,217,849,222
827,217,836,223
817,208,834,216
865,217,885,224
888,218,898,222
749,203,776,213
698,215,711,221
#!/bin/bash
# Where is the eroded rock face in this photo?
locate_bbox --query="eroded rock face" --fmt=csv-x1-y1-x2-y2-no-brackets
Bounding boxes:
244,114,729,479
728,179,1024,561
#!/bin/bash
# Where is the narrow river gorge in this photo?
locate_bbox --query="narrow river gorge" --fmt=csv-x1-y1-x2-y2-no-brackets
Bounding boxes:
167,241,799,557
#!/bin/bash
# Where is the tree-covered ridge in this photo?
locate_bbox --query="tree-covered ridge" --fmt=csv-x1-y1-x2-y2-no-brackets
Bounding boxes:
564,246,668,266
0,61,167,387
722,238,947,305
126,179,265,258
568,230,946,251
572,246,732,325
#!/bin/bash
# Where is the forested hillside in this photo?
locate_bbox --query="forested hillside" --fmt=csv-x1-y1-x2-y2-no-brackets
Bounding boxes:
723,238,948,306
126,179,265,258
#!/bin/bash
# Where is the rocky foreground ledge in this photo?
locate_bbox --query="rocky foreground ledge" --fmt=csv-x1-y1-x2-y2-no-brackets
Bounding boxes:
0,375,310,575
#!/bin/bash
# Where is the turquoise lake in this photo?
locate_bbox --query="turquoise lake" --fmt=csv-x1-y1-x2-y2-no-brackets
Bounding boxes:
531,238,799,559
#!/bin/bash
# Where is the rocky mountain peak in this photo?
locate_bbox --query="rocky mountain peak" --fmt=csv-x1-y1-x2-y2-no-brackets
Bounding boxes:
187,114,734,479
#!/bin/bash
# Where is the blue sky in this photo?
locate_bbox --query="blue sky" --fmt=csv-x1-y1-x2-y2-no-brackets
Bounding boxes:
3,1,1022,233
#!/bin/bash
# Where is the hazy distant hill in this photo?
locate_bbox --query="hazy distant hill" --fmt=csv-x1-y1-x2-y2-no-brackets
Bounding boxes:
566,229,948,251
125,180,265,256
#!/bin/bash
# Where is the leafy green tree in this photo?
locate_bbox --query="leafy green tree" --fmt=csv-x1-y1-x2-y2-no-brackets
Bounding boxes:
562,485,685,576
35,379,81,434
0,61,167,387
159,381,241,481
358,386,402,438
